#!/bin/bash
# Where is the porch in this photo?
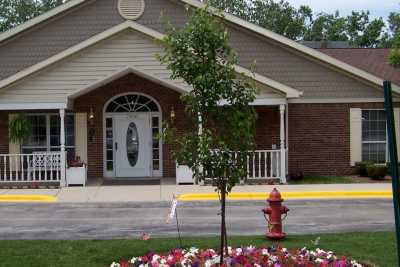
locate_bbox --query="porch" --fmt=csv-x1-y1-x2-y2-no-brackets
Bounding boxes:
0,75,289,187
0,149,286,187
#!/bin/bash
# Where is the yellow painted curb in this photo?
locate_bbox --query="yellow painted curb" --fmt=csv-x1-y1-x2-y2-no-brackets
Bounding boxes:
0,195,57,202
177,191,393,201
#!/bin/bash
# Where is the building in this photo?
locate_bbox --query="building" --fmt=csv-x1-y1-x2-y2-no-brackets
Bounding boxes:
0,0,398,186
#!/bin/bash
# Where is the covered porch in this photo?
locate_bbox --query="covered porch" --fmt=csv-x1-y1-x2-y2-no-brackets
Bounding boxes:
0,24,300,187
0,96,289,187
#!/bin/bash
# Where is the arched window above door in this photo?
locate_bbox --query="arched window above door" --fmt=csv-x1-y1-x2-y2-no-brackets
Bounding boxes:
106,94,159,113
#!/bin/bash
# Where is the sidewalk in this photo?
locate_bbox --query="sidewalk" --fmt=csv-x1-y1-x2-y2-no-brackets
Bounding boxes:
0,182,393,202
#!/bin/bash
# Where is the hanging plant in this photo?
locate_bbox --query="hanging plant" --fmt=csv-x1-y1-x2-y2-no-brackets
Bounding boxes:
9,114,32,144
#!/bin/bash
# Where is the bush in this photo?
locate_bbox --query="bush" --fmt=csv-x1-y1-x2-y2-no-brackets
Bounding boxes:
367,165,388,180
289,171,304,181
355,161,374,177
389,48,400,68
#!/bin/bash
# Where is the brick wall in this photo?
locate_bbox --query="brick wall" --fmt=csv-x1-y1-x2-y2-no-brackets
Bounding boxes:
0,73,391,179
73,74,281,180
74,73,190,179
255,106,280,150
0,111,8,154
287,102,393,176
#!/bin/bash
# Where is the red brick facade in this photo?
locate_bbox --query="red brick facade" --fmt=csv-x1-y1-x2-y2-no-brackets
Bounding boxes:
0,74,392,180
287,102,395,176
74,74,190,178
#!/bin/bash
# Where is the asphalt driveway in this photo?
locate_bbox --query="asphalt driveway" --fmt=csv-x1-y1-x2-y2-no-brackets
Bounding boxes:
0,199,394,240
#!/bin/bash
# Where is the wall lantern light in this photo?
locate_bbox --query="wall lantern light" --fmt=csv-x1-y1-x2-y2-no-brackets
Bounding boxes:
88,107,95,142
88,107,95,124
170,106,176,121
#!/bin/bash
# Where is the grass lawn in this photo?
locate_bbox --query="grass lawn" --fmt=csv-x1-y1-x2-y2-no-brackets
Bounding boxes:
289,176,355,184
0,232,395,267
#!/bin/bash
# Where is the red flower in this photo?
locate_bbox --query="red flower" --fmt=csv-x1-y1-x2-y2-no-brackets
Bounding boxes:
119,260,130,267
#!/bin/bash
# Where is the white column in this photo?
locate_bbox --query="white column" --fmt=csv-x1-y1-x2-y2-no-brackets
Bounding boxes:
279,104,287,183
60,109,66,187
198,112,204,185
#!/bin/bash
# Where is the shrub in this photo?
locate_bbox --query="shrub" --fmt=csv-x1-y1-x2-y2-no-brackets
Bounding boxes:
389,48,400,68
367,165,388,180
289,171,304,181
355,161,373,177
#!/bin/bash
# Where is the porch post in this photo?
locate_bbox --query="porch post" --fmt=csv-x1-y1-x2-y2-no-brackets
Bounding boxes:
279,104,287,183
60,109,66,187
198,112,204,185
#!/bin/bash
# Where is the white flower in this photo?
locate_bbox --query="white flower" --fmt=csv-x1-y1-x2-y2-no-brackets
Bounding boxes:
152,254,161,262
315,258,323,263
351,260,363,267
110,262,120,267
247,245,256,251
160,259,167,265
269,255,278,263
130,257,137,263
236,248,242,256
261,248,270,256
205,259,213,267
227,246,233,256
189,247,199,254
281,248,287,253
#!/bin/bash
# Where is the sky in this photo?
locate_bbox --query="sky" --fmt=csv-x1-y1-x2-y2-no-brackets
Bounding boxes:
286,0,399,20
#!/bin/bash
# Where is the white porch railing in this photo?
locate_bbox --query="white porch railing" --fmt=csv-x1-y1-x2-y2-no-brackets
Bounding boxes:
0,152,65,185
246,150,282,181
199,149,284,183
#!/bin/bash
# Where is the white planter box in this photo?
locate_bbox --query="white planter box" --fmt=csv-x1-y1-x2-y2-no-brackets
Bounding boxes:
176,165,194,185
66,165,87,186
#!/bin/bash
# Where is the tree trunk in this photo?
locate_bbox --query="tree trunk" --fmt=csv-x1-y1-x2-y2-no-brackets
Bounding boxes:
220,178,227,265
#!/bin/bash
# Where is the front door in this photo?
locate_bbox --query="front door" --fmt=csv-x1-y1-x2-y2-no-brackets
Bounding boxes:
115,114,151,177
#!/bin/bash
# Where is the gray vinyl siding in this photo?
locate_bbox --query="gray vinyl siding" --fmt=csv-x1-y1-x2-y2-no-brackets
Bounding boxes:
0,0,387,99
0,29,284,104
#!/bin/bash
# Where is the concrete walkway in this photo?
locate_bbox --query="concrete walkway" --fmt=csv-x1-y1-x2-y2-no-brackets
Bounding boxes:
0,183,392,202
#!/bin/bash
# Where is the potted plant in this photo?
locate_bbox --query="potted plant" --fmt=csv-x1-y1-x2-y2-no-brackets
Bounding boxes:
66,156,87,186
9,114,32,149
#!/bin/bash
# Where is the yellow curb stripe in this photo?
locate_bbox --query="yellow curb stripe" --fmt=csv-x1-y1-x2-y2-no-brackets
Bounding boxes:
177,191,393,201
0,195,57,202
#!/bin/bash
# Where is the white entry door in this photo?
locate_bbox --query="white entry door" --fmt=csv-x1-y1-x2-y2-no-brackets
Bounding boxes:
115,114,151,177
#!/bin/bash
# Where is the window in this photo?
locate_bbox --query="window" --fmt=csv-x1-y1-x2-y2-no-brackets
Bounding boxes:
105,94,159,113
105,118,114,171
152,115,161,171
362,110,387,163
22,114,75,161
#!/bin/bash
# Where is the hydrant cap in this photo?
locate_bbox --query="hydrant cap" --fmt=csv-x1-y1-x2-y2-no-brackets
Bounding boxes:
268,188,283,202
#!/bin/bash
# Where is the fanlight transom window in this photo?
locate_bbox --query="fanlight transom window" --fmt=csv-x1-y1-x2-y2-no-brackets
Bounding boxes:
106,94,159,113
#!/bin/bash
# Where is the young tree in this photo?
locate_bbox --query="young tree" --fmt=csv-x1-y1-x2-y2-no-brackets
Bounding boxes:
159,6,257,263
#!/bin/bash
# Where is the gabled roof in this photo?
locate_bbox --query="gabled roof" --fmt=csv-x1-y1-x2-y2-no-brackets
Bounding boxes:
0,21,301,98
319,48,400,87
0,0,398,94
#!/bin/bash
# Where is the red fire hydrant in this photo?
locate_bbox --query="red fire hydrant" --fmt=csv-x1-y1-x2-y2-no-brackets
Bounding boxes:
262,188,289,240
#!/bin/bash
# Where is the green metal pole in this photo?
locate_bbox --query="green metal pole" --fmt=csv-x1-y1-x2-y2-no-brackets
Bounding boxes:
383,80,400,266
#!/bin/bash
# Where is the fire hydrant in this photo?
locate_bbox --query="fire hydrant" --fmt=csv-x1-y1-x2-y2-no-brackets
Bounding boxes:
262,188,289,240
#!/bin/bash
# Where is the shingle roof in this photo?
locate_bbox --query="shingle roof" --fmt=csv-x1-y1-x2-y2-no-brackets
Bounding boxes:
319,48,400,86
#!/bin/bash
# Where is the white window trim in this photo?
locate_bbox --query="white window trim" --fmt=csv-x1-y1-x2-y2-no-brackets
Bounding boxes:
21,113,76,154
361,109,388,163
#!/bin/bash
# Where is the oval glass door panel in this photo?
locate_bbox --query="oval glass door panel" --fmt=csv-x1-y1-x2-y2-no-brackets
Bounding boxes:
127,122,139,167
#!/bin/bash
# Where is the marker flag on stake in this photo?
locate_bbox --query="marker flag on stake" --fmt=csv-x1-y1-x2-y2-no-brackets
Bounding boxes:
167,195,178,224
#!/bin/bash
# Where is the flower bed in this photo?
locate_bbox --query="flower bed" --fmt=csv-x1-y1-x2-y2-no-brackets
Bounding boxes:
110,246,367,267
